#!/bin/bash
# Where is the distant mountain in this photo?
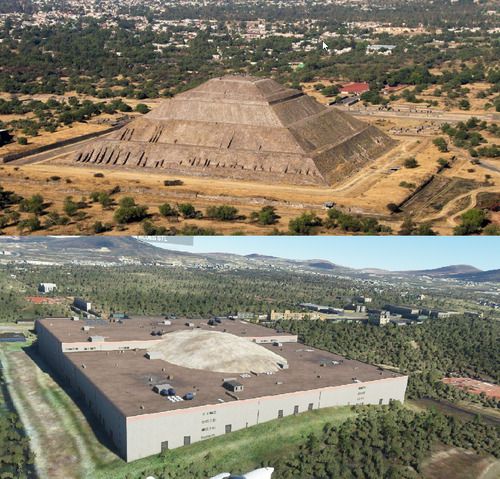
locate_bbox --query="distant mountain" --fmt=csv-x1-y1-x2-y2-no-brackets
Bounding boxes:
0,237,497,283
453,269,500,283
306,261,338,270
399,265,482,277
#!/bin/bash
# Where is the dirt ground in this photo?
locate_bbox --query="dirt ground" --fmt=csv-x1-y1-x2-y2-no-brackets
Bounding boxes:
421,445,500,479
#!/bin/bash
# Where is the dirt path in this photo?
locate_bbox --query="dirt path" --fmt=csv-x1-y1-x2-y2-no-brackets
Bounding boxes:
420,186,497,227
0,348,116,479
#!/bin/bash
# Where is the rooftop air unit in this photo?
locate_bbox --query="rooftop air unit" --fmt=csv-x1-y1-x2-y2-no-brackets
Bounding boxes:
88,335,105,342
223,380,244,393
145,351,165,360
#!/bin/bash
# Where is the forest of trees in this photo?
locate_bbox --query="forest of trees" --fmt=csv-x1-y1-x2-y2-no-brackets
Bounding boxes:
277,316,500,408
0,262,487,322
272,403,499,479
0,369,35,478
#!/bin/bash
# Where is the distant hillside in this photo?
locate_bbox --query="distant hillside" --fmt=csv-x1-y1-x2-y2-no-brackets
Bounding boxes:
306,261,337,270
453,269,500,283
401,265,482,277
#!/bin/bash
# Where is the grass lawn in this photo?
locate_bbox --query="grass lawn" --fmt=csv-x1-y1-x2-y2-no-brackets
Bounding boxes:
95,406,356,479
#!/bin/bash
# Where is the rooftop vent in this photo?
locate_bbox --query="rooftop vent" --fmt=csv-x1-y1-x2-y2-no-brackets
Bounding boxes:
153,383,172,394
145,351,165,360
223,380,244,393
88,335,104,342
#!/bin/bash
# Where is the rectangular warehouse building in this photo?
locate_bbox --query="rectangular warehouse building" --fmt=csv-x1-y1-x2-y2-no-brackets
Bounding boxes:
35,317,408,462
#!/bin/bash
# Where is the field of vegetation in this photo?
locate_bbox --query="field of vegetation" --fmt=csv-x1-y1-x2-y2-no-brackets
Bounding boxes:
278,316,500,410
0,262,493,322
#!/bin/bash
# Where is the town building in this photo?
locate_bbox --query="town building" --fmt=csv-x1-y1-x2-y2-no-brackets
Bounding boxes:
38,282,57,294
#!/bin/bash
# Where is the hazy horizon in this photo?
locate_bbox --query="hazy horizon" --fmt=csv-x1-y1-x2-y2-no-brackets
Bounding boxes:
145,236,500,271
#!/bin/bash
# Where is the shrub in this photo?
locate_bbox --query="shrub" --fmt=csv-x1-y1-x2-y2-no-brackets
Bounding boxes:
454,208,488,235
94,172,104,178
135,103,150,114
92,221,113,234
288,212,322,235
432,137,448,152
179,224,217,235
17,137,28,145
404,157,419,168
141,220,168,235
159,203,179,217
17,215,41,232
114,198,148,224
178,203,198,219
19,194,45,214
437,158,450,168
250,206,280,225
63,196,79,216
205,205,239,221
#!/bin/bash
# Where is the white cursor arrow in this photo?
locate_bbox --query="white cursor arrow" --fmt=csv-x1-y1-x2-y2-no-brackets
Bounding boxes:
322,41,330,52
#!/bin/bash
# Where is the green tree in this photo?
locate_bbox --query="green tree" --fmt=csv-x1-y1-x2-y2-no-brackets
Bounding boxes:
454,208,488,235
289,212,322,235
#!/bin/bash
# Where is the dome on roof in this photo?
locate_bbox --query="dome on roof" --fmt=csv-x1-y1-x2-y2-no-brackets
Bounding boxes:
150,329,286,373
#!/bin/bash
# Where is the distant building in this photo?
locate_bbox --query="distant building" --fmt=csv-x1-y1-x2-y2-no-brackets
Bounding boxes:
340,82,370,95
38,282,57,294
73,297,92,312
366,44,397,55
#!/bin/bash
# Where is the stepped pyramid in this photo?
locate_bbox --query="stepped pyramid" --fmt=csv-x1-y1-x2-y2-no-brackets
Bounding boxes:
74,76,395,185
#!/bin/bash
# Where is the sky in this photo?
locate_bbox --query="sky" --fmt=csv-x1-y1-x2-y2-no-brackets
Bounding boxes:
146,236,500,271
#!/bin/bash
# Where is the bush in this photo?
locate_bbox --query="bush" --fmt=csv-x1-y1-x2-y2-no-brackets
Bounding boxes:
179,224,217,235
159,203,179,217
135,103,150,114
205,205,239,221
404,157,419,168
437,158,450,168
44,211,70,227
289,212,322,235
17,215,42,232
433,137,448,153
454,208,488,235
114,197,148,224
92,221,112,234
141,220,168,235
63,196,79,216
19,194,45,214
178,203,198,219
327,208,391,234
94,172,104,178
250,206,280,225
17,136,28,145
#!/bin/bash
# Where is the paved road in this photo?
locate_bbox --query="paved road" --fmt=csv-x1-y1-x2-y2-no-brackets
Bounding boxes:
6,134,112,166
